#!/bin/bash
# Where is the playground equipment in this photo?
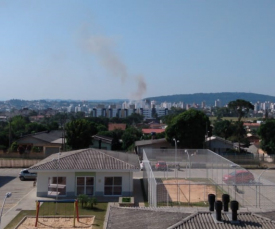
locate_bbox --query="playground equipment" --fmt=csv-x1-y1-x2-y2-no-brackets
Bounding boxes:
35,199,79,227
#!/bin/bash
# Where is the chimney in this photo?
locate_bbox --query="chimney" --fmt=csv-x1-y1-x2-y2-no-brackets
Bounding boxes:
222,194,230,212
230,201,239,221
215,201,223,221
208,194,215,211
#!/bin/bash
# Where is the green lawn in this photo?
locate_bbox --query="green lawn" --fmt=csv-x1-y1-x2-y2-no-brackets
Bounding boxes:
4,202,108,229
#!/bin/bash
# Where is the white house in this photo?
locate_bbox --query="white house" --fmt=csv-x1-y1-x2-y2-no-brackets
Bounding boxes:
29,148,140,198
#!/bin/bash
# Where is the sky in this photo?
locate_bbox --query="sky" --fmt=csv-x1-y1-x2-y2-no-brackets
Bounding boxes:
0,0,275,101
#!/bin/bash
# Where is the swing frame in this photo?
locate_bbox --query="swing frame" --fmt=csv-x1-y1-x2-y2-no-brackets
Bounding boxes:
35,199,80,227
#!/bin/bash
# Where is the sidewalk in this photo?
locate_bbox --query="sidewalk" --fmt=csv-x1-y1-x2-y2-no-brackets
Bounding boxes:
1,187,37,229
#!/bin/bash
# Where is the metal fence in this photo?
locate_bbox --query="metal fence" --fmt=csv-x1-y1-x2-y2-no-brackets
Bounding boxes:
221,153,275,167
143,149,275,209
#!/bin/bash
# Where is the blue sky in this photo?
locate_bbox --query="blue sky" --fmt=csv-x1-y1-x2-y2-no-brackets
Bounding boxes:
0,1,274,100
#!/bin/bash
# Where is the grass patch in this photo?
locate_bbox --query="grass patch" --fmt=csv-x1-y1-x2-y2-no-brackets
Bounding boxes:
4,202,107,229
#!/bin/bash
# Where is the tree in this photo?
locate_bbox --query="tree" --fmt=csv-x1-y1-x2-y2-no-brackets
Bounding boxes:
25,122,47,134
96,124,108,132
165,109,211,149
65,119,97,150
125,113,144,125
213,120,234,139
121,127,142,150
161,107,185,125
228,99,254,122
212,107,232,120
228,99,254,151
10,115,30,138
258,120,275,155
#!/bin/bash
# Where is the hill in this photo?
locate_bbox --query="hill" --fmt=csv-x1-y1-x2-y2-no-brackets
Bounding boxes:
145,92,275,106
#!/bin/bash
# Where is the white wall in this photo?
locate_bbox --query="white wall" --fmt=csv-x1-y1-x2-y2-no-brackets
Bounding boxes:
37,171,75,196
37,171,133,197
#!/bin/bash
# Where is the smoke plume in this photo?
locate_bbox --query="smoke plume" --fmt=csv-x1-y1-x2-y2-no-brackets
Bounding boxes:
85,34,147,99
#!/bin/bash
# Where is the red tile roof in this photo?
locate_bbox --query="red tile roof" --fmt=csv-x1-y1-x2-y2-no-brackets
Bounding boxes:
243,123,261,127
142,129,165,134
108,123,127,131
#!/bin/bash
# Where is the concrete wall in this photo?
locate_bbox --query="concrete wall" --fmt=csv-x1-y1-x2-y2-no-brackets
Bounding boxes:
0,159,41,168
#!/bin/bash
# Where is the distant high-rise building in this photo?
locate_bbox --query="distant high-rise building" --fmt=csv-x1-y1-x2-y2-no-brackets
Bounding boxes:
215,99,221,107
254,102,260,112
161,102,172,109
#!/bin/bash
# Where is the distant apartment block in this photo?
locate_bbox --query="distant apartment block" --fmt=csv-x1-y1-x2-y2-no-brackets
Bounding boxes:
215,99,221,107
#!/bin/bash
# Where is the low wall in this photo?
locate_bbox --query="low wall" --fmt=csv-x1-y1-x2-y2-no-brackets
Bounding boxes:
0,159,41,168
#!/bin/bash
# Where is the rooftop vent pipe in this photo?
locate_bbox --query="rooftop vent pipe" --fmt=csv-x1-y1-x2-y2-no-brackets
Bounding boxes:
215,201,223,221
230,201,239,221
222,194,230,212
208,194,215,211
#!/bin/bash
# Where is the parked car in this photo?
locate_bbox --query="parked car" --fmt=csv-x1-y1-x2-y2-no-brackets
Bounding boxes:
155,161,167,170
19,169,37,181
223,170,254,184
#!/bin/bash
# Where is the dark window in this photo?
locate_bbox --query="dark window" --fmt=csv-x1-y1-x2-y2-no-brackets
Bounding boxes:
104,177,122,195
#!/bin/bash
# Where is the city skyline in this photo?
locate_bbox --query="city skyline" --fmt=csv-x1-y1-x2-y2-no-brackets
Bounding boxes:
1,1,275,100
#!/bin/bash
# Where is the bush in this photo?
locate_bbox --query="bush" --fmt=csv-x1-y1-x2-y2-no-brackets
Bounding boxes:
77,194,89,208
77,194,97,209
10,142,18,152
87,197,97,209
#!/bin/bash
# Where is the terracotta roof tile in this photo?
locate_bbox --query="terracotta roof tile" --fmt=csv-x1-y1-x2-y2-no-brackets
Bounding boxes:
108,123,127,131
142,129,165,134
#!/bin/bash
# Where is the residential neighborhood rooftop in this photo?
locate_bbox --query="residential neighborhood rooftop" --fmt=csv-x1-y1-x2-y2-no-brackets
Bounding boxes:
106,206,275,229
29,148,140,171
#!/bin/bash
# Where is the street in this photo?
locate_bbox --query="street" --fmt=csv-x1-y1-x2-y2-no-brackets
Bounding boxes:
0,169,35,216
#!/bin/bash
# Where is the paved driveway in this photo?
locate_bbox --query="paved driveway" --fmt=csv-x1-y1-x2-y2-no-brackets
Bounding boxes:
0,169,35,215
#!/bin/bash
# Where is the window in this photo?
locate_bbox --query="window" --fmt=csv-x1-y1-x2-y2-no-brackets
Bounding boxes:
104,177,122,195
76,177,94,196
48,177,66,196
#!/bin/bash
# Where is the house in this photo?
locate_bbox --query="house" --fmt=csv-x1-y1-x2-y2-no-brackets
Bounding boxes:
142,128,166,135
135,138,172,157
106,206,275,229
28,148,140,199
148,123,166,129
108,123,127,131
91,135,113,150
205,136,234,154
246,133,260,144
243,122,261,133
16,130,64,156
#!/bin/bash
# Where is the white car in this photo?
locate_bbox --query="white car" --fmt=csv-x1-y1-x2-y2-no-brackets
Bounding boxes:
19,169,37,181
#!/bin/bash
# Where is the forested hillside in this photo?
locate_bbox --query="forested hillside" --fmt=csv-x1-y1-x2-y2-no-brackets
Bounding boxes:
146,92,275,106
